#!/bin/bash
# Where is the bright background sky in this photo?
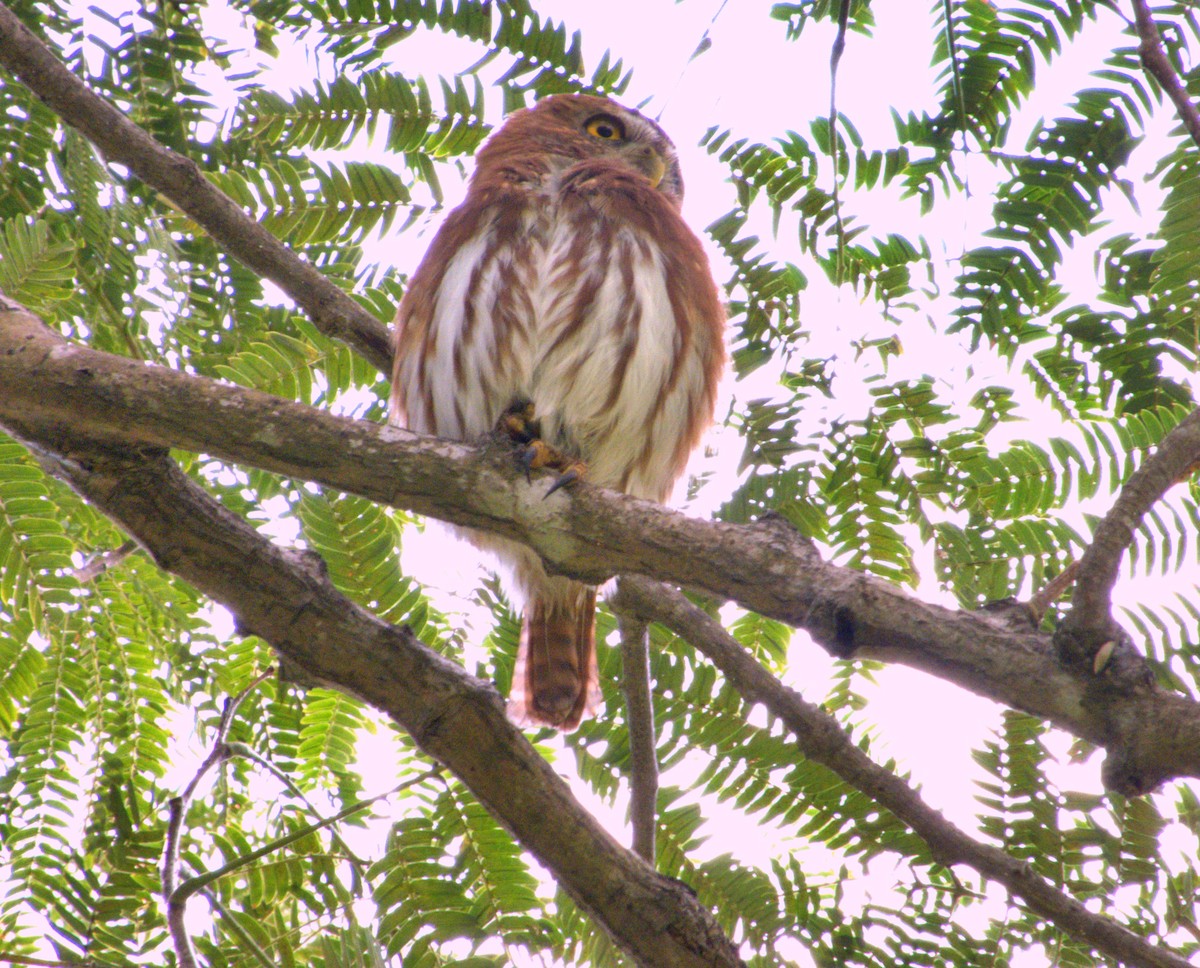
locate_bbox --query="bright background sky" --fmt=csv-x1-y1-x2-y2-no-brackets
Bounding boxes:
66,1,1200,964
357,0,1163,809
368,8,1200,958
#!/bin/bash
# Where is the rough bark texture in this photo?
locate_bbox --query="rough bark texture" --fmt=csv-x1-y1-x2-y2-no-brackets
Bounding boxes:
3,298,1200,800
612,576,1193,968
2,6,1200,963
2,427,741,968
0,3,392,375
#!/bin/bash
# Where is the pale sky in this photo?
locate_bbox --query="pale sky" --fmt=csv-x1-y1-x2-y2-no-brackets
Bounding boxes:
62,2,1200,963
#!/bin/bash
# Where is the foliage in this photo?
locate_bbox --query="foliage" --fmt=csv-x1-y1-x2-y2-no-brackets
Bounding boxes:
0,1,1198,966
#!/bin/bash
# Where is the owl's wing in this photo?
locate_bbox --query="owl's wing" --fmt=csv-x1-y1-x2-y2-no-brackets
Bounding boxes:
391,187,540,441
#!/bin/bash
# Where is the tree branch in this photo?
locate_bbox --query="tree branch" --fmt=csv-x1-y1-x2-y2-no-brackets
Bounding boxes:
0,1,392,375
3,295,1199,795
1060,408,1200,644
9,0,1189,794
1,0,1194,958
3,429,742,968
1052,0,1200,654
1132,0,1200,148
616,599,657,863
613,575,1192,968
163,674,268,968
827,0,852,285
171,771,438,906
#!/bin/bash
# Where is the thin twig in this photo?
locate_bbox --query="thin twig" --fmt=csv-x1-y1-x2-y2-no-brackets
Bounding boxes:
614,594,657,863
828,0,851,285
173,768,443,905
71,538,137,582
162,670,273,968
1028,560,1080,625
616,575,1193,968
0,3,392,375
182,870,278,968
656,0,730,120
224,741,373,884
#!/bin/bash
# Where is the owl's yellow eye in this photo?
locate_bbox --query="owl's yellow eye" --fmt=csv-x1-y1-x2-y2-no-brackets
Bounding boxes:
584,114,625,141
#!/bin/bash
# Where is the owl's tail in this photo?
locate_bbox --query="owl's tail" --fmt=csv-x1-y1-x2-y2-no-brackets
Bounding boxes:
510,583,599,730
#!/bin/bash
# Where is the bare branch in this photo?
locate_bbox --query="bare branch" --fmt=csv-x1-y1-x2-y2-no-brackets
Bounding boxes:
1028,560,1080,625
1062,408,1200,643
3,296,1200,795
222,740,382,876
0,2,392,375
163,674,268,968
1132,0,1200,148
615,598,657,862
71,538,138,582
177,875,277,968
614,576,1192,968
172,770,441,906
0,427,741,967
161,800,197,968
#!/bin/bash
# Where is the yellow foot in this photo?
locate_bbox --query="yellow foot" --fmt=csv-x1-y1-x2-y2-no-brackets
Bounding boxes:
495,401,587,493
498,400,538,445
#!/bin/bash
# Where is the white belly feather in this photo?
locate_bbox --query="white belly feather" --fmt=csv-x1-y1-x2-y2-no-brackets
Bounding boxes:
408,200,700,501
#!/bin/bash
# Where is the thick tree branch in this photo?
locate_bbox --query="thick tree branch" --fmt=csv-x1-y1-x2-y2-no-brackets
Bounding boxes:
0,1,392,375
5,430,741,968
5,0,1186,790
3,297,1199,795
612,575,1192,968
0,310,1193,793
0,0,1194,959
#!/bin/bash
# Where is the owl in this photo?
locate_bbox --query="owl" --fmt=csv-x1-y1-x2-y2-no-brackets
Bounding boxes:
390,93,725,729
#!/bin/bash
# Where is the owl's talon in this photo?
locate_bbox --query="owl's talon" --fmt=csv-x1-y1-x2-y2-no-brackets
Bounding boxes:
498,403,583,488
544,462,586,498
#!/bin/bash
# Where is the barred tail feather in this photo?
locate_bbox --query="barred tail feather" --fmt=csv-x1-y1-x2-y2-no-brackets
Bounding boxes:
509,585,598,730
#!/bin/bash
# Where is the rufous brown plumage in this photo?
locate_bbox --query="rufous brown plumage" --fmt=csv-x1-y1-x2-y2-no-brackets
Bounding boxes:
390,93,724,729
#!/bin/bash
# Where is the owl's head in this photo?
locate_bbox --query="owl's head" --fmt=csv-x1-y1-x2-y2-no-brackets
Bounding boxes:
478,93,685,202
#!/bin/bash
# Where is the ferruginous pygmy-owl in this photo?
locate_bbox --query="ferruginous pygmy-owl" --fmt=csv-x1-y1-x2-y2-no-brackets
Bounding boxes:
390,93,725,730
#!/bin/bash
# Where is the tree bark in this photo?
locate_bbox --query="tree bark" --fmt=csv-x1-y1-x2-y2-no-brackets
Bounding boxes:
1,421,742,968
3,296,1200,800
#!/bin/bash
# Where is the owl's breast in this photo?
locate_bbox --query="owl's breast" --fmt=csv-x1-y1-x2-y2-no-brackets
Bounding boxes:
490,195,699,497
395,176,720,501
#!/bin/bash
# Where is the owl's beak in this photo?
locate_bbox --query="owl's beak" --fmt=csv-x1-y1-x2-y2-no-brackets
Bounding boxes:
644,150,667,189
628,144,667,188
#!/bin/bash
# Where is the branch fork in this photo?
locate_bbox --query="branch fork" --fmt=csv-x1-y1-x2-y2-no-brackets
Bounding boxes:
1,2,1200,964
